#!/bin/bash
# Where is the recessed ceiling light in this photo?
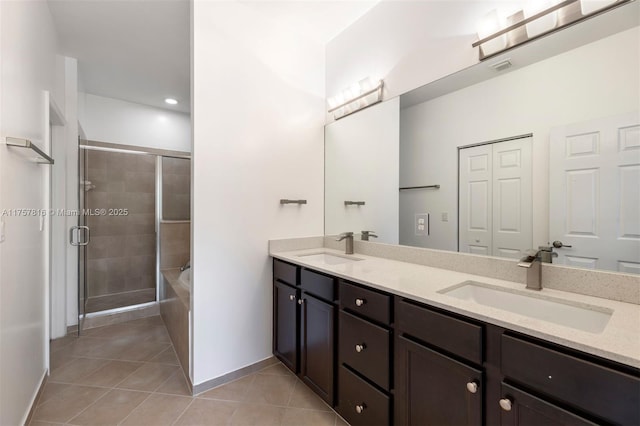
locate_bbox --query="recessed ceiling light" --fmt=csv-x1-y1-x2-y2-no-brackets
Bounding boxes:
165,98,178,105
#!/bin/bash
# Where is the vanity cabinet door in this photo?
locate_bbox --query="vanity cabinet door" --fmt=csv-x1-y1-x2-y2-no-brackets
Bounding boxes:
395,336,483,426
499,383,597,426
273,281,299,373
301,294,335,405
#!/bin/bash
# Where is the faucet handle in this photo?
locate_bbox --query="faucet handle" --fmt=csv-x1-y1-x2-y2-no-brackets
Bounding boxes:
336,232,353,241
361,231,378,238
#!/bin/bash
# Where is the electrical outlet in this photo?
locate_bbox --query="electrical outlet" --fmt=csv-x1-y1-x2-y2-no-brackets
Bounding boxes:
415,213,429,236
0,219,5,243
442,212,448,222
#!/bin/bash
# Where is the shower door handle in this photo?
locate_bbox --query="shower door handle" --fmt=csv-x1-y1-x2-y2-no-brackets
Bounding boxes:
70,226,90,246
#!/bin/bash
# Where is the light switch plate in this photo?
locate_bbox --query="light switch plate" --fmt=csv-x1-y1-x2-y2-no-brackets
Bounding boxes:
0,219,5,243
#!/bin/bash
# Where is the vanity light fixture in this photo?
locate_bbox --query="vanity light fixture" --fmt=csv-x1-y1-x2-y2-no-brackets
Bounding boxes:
164,98,178,105
472,0,632,60
327,77,383,120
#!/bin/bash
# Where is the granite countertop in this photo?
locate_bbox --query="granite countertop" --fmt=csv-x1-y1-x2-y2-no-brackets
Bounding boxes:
271,248,640,369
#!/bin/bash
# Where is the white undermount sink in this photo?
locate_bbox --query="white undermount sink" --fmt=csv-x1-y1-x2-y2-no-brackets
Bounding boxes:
297,252,364,265
439,281,613,333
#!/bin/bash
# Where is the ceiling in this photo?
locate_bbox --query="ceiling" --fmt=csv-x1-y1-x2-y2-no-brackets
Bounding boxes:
47,0,381,114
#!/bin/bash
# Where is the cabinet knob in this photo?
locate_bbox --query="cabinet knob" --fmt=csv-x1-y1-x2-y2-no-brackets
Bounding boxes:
355,298,366,307
466,382,478,394
499,398,512,412
289,294,295,301
355,343,366,353
355,404,366,414
298,299,304,305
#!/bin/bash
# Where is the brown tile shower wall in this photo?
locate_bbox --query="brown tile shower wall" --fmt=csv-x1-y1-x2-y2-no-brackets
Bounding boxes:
160,222,191,269
162,157,191,220
86,150,157,297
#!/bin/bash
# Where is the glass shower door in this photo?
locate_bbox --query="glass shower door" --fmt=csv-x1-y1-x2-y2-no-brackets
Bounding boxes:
77,146,157,324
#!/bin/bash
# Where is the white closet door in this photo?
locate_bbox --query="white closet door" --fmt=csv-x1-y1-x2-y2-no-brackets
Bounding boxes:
459,137,532,258
550,112,640,273
492,137,532,259
459,144,492,255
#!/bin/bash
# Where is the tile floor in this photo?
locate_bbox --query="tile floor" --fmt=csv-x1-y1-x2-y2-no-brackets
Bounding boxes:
32,316,347,426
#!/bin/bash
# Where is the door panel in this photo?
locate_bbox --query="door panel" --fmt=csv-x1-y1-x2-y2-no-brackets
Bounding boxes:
301,295,335,405
274,281,299,373
550,113,640,273
459,137,532,258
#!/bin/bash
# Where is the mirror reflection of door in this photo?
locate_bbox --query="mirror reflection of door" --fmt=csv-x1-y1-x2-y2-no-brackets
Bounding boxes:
458,136,532,259
549,112,640,273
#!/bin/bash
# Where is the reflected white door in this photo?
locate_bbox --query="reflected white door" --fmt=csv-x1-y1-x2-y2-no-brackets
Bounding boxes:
459,144,492,255
549,112,640,273
459,137,532,258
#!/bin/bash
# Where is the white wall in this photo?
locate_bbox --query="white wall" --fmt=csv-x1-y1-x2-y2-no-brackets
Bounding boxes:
78,92,191,152
325,98,399,243
399,27,640,251
192,1,325,385
0,1,59,424
325,0,514,121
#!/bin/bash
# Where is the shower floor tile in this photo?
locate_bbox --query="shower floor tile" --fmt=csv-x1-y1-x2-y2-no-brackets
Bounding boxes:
86,288,156,313
35,317,344,425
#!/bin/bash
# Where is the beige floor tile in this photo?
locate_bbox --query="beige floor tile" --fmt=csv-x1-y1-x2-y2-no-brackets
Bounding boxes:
120,393,191,426
32,385,108,423
174,399,238,426
243,373,296,406
142,325,171,343
50,335,79,352
64,336,122,358
199,375,255,402
113,340,170,362
50,350,77,372
288,380,333,411
28,421,64,426
75,360,143,387
155,370,192,396
49,357,109,383
258,363,294,376
148,347,179,365
67,389,150,425
281,408,337,426
229,403,286,426
126,316,165,327
37,382,72,406
116,363,179,391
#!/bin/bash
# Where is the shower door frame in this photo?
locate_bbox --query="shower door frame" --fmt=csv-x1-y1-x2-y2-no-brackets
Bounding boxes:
76,141,190,332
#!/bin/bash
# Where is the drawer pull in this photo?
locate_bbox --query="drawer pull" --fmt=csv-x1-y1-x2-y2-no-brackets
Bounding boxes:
298,299,304,305
355,298,366,307
355,343,366,353
466,381,478,394
289,294,295,301
355,404,366,414
499,398,512,412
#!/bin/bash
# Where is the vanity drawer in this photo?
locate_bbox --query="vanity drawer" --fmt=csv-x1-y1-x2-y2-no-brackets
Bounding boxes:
340,280,391,325
396,299,483,365
338,365,390,426
501,334,640,425
274,259,298,286
339,311,390,390
301,268,336,302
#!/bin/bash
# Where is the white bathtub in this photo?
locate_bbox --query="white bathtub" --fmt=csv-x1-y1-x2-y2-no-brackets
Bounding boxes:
178,268,190,291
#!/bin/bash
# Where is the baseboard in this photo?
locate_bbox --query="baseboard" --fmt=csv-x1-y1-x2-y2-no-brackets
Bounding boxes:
22,370,47,426
192,356,278,396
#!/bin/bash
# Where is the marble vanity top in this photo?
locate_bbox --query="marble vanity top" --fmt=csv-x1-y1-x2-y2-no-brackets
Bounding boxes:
271,247,640,369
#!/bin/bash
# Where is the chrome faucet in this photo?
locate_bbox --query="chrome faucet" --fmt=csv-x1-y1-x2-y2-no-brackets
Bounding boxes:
361,231,378,241
517,246,555,290
518,249,542,290
336,232,354,255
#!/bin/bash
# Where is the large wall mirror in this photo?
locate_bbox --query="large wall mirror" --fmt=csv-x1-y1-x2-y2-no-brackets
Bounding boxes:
324,3,639,275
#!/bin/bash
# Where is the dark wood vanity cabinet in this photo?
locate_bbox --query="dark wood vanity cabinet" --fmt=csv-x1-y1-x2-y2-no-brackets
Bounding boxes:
337,280,393,426
272,260,337,406
272,259,640,426
395,298,484,426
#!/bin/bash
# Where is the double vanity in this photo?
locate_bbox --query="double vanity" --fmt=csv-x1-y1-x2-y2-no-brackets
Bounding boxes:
270,243,640,426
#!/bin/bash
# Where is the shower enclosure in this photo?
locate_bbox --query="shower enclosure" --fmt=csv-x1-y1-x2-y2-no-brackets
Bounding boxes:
74,141,190,333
